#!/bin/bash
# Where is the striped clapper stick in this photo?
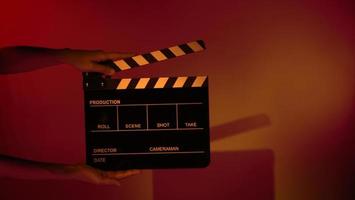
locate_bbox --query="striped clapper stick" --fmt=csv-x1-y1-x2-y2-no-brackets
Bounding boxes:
112,40,205,71
91,76,207,90
115,76,207,90
83,76,210,170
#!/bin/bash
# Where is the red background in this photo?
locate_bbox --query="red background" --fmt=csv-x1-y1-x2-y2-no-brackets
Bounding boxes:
0,0,354,199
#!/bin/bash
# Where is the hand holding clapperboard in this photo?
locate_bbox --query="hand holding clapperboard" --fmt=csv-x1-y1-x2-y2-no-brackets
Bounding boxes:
83,40,210,170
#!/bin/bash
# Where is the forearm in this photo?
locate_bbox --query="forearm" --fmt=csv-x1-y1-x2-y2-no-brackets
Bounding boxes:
0,46,131,75
0,154,74,181
0,154,139,185
0,46,67,74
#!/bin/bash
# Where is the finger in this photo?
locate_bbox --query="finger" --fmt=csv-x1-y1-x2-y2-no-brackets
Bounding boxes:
90,63,115,75
100,177,121,186
107,170,141,180
99,52,135,61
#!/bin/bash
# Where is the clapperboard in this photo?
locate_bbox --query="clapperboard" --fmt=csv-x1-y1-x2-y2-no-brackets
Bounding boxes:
83,40,210,170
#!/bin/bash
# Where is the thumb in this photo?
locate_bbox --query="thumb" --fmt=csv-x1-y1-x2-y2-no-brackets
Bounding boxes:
100,52,135,61
91,62,115,75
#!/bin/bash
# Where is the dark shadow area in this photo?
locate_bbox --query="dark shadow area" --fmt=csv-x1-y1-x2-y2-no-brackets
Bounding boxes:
211,114,271,141
153,150,274,200
153,114,274,199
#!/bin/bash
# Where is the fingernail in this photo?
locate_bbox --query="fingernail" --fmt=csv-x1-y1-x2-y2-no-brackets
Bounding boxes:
109,69,115,75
